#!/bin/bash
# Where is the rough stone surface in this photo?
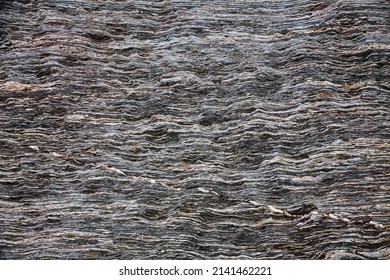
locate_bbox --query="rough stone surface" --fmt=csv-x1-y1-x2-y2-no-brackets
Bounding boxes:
0,0,389,259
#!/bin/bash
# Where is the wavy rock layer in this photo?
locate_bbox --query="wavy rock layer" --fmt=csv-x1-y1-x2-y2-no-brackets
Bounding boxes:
0,0,389,259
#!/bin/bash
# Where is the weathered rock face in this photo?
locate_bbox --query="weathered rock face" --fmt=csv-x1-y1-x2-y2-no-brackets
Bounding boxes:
0,0,389,259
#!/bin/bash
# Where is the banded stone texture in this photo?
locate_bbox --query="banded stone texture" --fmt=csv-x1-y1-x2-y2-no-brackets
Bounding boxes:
0,0,389,259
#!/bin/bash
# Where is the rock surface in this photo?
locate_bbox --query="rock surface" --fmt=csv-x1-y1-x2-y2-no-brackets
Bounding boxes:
0,0,389,259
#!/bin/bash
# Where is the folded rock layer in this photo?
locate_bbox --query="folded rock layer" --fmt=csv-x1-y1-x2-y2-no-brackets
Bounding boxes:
0,0,389,259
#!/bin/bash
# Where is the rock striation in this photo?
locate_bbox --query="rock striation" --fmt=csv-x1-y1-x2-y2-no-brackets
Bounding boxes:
0,0,389,259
